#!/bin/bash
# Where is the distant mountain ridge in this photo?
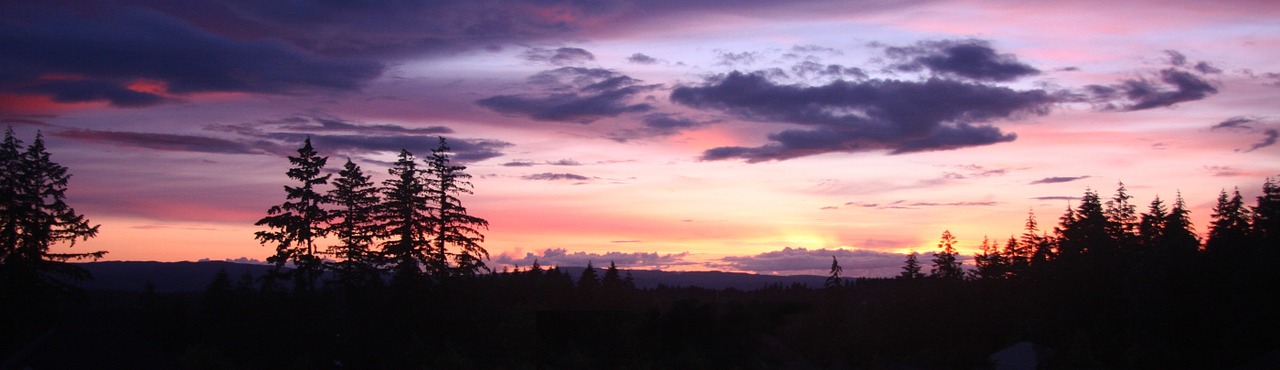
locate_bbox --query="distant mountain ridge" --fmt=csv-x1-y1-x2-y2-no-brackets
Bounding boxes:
71,261,840,292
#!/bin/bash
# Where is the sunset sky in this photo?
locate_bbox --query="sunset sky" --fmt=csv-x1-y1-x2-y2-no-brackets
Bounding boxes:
3,0,1278,276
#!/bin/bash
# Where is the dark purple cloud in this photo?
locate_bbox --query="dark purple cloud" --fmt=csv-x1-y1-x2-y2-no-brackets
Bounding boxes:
502,160,537,167
1212,116,1258,130
672,71,1053,161
627,53,659,64
790,61,867,81
522,172,591,181
51,128,265,154
1243,129,1278,152
717,247,908,277
522,47,595,66
207,116,510,161
1085,51,1219,111
0,4,383,108
496,248,692,269
884,39,1040,82
476,67,657,123
1030,176,1090,184
1,117,53,127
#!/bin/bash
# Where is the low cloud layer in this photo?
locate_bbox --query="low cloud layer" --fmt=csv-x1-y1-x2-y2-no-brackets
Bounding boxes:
496,248,692,269
717,247,908,277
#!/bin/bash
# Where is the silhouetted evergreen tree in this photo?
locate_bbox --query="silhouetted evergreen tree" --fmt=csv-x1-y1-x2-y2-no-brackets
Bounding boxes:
1105,181,1139,250
899,251,924,280
1057,189,1111,259
376,149,436,278
1016,210,1044,271
577,261,600,293
326,158,383,288
1206,188,1250,256
1250,178,1280,250
0,130,103,291
0,127,22,264
1162,192,1199,255
255,137,331,291
602,260,625,291
825,256,843,288
1138,195,1168,250
972,236,1005,280
931,230,964,280
425,137,489,277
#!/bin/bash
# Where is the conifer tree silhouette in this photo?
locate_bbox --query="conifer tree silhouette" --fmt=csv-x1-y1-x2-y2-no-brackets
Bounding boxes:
1162,192,1199,255
899,251,924,280
930,230,964,280
602,260,624,290
1105,181,1140,250
825,256,843,288
255,137,331,291
1057,189,1110,258
425,137,489,277
327,158,383,287
1206,188,1250,256
1253,178,1280,248
577,261,599,293
0,129,103,290
376,149,436,278
1138,196,1168,250
972,236,1005,280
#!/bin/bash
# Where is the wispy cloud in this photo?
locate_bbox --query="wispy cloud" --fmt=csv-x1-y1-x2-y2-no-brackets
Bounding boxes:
522,47,596,66
521,172,591,181
1030,176,1090,184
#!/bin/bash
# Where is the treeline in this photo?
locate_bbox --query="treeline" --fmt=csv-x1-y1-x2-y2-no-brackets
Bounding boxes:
120,177,1280,368
254,137,490,292
903,179,1279,283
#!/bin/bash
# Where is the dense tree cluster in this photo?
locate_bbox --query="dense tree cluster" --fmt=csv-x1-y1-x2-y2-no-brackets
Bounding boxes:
256,137,488,290
892,178,1280,367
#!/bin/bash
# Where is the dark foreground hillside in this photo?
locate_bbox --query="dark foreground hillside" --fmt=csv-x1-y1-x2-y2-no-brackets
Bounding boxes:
4,256,1279,369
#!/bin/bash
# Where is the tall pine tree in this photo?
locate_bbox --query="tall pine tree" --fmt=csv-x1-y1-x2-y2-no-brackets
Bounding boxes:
424,137,489,277
376,150,437,278
1206,188,1250,256
1104,181,1139,250
1138,196,1168,250
0,130,103,290
255,137,331,291
1161,192,1200,255
825,256,844,288
1251,178,1280,250
973,236,1006,280
326,158,382,287
899,251,924,280
931,230,964,280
